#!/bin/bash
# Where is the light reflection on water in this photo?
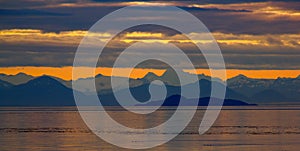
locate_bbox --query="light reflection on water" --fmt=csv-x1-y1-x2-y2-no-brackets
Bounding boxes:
0,106,299,151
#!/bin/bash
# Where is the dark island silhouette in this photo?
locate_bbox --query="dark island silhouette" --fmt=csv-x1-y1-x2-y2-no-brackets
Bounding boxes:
136,95,256,106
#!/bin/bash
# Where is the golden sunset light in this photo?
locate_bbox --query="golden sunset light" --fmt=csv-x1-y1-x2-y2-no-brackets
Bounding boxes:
1,29,299,51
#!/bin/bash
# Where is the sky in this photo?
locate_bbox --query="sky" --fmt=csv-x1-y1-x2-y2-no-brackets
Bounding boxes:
0,0,299,79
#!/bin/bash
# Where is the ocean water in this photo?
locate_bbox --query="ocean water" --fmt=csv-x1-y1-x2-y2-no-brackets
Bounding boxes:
0,106,299,151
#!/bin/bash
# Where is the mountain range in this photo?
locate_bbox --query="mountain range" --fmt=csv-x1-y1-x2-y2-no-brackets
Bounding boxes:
0,71,299,106
227,74,300,103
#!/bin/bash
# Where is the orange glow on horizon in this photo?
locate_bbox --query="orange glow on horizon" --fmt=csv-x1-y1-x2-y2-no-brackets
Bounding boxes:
0,66,165,80
0,66,299,81
184,69,300,80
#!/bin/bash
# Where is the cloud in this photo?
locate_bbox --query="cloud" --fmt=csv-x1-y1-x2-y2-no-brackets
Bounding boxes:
0,29,111,47
2,29,299,52
0,1,299,34
188,2,300,20
0,29,299,69
0,9,69,16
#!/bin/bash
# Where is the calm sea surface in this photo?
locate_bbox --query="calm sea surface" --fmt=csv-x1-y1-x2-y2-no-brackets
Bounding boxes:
0,106,300,151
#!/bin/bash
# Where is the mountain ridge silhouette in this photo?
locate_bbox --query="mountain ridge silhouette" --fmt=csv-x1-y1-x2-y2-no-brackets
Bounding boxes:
1,73,299,106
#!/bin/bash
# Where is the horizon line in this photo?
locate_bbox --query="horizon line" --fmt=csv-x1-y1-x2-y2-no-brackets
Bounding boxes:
0,66,299,81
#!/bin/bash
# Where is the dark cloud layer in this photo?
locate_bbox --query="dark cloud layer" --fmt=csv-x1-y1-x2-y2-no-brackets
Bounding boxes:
0,0,299,69
0,9,69,16
0,1,299,34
